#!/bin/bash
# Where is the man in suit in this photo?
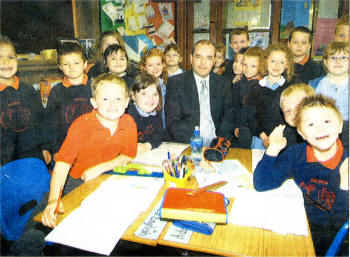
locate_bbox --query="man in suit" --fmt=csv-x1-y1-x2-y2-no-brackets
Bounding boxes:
165,40,235,146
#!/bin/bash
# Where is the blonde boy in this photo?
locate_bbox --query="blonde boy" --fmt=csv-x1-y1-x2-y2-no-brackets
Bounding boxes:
280,83,315,127
254,94,348,256
335,14,349,42
288,26,324,83
42,74,137,228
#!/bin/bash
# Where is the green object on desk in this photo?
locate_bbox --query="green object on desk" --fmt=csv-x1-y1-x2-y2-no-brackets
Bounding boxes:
113,163,151,175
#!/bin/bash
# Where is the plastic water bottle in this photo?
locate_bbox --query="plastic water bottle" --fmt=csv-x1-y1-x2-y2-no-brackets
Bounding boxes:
190,126,203,166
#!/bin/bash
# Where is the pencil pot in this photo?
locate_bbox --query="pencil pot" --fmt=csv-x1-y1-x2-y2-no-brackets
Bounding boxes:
163,167,192,189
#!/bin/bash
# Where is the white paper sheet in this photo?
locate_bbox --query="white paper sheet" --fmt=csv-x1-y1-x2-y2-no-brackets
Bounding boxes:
45,176,163,255
195,159,253,198
131,142,189,167
229,179,309,236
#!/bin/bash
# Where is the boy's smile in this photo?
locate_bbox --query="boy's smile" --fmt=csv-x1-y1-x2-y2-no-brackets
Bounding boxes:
298,107,343,157
0,45,17,84
230,34,249,54
243,56,259,79
90,82,129,122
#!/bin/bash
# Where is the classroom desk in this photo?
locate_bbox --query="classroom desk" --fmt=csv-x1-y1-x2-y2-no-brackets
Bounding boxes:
34,148,316,256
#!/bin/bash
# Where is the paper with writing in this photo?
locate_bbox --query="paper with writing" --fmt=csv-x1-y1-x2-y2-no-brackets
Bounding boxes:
163,224,192,244
134,201,167,240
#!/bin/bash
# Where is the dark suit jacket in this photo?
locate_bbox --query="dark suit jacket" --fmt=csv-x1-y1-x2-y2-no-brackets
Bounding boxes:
165,71,235,144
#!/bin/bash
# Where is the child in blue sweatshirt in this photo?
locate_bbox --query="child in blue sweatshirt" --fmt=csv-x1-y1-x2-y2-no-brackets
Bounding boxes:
254,94,348,256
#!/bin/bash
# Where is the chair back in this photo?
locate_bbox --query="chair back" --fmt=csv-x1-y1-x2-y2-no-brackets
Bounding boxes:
0,158,50,241
325,220,349,257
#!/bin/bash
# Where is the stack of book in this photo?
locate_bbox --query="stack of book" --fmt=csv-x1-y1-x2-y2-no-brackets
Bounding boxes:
160,187,228,224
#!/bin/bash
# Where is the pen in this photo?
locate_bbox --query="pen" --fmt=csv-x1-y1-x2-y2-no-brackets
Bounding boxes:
55,186,63,215
187,181,228,196
167,151,171,160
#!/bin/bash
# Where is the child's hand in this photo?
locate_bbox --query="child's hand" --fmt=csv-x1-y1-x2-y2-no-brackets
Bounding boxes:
266,125,286,156
259,132,270,148
81,168,102,182
42,150,52,164
137,142,152,155
42,201,64,228
339,157,349,190
232,74,242,84
234,128,239,138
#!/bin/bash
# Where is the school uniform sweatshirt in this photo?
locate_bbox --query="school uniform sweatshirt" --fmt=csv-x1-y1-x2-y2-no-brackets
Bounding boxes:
248,77,290,137
292,56,325,84
45,75,92,154
127,102,163,149
0,77,47,165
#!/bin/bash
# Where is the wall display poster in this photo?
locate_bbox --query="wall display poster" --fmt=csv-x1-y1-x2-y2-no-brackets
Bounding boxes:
101,0,125,32
233,0,262,27
226,0,270,29
279,0,311,41
123,0,175,47
193,0,210,30
313,18,337,56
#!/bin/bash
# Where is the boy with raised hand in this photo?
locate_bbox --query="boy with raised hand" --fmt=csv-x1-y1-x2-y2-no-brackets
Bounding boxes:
254,94,348,256
334,14,349,43
45,42,92,159
288,26,324,84
42,74,137,228
0,34,50,166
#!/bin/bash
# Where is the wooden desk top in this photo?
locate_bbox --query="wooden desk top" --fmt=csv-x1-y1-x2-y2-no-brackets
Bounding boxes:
34,148,315,256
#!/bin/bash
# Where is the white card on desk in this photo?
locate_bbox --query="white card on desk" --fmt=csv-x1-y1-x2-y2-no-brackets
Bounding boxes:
163,224,192,244
134,201,167,240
